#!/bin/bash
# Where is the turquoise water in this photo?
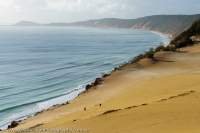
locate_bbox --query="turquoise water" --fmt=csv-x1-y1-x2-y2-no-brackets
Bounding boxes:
0,26,169,129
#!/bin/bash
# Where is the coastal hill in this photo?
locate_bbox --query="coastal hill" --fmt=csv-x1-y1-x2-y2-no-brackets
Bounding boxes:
14,21,41,26
15,14,200,37
69,14,200,36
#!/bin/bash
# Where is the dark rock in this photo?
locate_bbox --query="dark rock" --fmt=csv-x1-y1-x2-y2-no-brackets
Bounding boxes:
102,73,110,78
131,54,144,63
85,76,105,91
85,84,92,90
114,67,119,71
8,121,19,129
93,78,103,86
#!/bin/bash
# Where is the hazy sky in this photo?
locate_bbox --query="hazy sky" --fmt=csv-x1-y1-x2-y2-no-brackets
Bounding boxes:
0,0,199,24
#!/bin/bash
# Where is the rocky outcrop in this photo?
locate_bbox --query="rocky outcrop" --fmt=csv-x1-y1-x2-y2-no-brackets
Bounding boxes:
7,121,19,129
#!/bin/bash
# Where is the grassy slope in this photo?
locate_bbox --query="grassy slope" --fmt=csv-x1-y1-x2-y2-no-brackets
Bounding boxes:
170,19,200,47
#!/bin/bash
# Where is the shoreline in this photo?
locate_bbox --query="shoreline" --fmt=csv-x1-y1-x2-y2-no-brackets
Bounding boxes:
5,42,200,132
0,29,171,131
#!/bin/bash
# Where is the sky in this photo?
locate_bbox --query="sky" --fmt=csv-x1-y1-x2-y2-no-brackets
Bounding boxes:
0,0,199,24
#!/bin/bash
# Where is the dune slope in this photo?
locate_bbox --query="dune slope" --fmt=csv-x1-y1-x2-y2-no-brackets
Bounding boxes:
3,43,200,133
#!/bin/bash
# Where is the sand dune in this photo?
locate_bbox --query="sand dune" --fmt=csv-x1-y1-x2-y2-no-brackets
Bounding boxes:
3,43,200,133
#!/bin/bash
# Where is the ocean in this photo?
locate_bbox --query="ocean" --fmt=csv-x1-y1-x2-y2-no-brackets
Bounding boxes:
0,26,169,129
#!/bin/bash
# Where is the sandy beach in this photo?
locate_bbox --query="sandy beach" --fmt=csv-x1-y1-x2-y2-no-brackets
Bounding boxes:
2,42,200,133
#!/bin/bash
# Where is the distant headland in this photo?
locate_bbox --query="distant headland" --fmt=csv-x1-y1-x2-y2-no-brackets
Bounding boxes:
15,14,200,37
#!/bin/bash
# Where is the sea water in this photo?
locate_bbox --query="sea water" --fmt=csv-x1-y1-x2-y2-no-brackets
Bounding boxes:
0,26,169,129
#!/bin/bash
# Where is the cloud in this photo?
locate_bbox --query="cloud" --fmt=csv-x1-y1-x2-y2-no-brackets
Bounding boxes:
46,0,68,10
0,0,199,24
0,0,14,7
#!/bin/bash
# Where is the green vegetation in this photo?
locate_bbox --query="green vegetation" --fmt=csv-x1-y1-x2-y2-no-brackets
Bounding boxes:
145,48,156,59
131,19,200,63
155,45,165,52
131,54,145,63
163,45,177,51
170,19,200,48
